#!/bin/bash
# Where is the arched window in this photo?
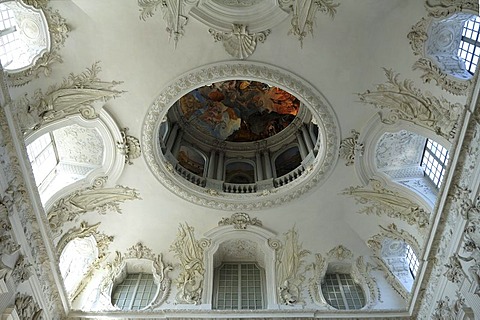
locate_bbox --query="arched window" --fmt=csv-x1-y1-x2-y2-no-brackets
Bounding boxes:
421,139,449,188
111,273,158,310
177,145,206,177
213,262,265,310
274,146,301,178
0,1,49,71
59,236,98,296
458,15,480,74
321,273,366,310
26,124,104,204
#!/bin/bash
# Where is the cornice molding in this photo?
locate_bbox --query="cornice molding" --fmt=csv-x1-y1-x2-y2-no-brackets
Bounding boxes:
142,61,340,210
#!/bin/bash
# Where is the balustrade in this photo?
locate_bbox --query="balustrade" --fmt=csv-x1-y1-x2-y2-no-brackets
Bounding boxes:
223,182,257,194
273,165,305,187
175,164,206,187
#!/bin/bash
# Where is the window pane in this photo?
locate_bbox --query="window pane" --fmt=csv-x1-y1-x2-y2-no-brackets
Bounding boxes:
321,273,366,310
112,273,157,310
421,139,449,188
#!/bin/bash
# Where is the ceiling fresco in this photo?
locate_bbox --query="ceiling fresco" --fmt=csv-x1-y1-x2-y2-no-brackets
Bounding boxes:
178,80,300,142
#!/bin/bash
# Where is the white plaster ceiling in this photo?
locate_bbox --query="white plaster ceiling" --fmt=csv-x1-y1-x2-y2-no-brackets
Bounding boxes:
9,0,471,315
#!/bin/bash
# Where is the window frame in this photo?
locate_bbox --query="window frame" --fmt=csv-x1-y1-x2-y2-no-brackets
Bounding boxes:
111,272,158,311
458,15,480,74
420,139,449,188
212,262,266,310
405,244,419,279
26,132,59,188
321,273,366,310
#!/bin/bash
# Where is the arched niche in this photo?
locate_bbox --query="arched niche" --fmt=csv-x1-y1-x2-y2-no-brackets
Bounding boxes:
202,224,277,309
356,114,451,209
177,145,207,177
25,109,125,210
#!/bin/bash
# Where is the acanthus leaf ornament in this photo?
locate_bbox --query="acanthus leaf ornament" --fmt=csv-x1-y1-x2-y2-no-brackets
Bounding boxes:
343,179,430,229
287,0,339,47
274,227,310,306
47,177,141,236
358,68,463,141
13,62,125,133
170,223,209,304
14,294,43,320
209,24,270,59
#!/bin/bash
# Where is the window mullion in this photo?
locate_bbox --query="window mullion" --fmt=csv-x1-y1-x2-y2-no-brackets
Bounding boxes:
237,264,242,309
336,274,349,310
129,273,142,310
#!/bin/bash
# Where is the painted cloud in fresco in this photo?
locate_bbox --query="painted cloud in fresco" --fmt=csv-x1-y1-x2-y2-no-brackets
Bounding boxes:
179,80,300,142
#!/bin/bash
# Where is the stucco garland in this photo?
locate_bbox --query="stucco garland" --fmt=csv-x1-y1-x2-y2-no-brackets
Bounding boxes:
142,61,340,211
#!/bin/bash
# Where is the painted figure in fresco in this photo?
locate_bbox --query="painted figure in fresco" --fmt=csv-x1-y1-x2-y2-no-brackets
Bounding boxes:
178,80,300,142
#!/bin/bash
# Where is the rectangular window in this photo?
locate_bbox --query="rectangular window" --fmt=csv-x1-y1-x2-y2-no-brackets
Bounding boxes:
421,139,449,188
406,244,419,278
214,262,264,310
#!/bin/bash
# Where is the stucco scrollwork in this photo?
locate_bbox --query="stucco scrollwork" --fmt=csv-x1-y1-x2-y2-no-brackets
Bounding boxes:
47,177,141,236
339,129,363,166
11,254,32,285
273,227,310,306
14,293,43,320
217,212,262,229
116,127,141,165
425,0,479,18
142,62,339,210
359,68,463,140
170,223,210,305
444,255,464,284
342,179,430,229
101,242,172,309
327,244,353,261
13,62,125,133
0,202,20,255
432,292,474,320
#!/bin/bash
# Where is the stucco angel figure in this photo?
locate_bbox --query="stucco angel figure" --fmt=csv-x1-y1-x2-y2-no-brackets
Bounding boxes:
456,240,480,295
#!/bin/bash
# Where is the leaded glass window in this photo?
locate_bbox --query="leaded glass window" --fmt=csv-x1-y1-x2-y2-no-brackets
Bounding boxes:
406,244,419,279
213,262,265,310
112,273,157,310
421,139,449,188
458,15,480,74
26,132,58,187
321,273,366,310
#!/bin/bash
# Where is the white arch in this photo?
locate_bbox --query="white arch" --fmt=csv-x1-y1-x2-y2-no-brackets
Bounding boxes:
25,109,125,210
202,225,277,309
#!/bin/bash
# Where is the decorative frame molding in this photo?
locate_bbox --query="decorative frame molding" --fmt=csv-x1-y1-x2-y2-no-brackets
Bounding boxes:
5,0,70,86
367,223,421,301
203,216,278,308
308,245,379,310
101,242,173,310
142,61,340,211
407,2,479,95
339,129,363,166
56,221,113,301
